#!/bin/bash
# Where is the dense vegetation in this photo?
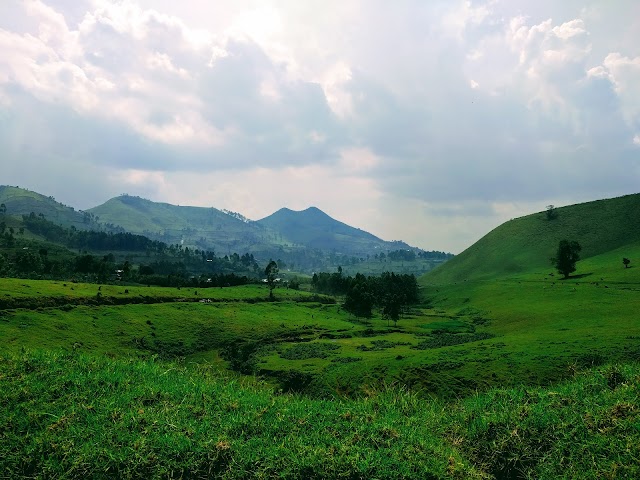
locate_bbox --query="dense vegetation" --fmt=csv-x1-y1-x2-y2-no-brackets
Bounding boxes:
312,270,419,320
2,186,450,275
1,212,263,283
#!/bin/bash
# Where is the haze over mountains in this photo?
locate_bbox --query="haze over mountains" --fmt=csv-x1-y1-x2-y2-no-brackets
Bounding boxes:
1,185,444,272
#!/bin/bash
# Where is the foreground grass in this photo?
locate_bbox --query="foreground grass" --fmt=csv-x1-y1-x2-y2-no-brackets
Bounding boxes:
2,351,639,479
0,350,474,479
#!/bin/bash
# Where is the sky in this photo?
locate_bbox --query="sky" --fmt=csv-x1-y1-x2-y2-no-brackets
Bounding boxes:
1,0,639,253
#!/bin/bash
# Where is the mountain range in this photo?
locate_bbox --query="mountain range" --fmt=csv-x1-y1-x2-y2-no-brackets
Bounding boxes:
0,185,435,271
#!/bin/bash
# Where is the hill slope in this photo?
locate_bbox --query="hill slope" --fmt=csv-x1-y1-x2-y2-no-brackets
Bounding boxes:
424,193,640,284
257,206,413,256
87,195,272,254
0,186,96,229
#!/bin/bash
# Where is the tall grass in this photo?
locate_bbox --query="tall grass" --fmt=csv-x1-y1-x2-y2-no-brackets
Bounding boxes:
2,351,638,479
0,350,474,479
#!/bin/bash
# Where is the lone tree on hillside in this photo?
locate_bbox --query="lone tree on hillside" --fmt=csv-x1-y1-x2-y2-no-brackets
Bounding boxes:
265,260,279,300
545,205,558,220
623,257,631,268
553,240,581,279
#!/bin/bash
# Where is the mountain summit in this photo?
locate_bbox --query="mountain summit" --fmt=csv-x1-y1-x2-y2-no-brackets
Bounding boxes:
257,206,410,255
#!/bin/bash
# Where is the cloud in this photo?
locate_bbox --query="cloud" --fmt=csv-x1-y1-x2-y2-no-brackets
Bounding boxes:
1,0,639,254
0,0,346,171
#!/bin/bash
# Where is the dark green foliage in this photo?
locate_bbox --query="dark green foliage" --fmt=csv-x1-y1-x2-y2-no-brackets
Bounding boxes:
545,204,558,220
314,270,419,321
553,239,581,278
357,340,410,351
330,356,361,363
1,213,263,282
22,212,164,252
387,249,416,261
343,273,374,317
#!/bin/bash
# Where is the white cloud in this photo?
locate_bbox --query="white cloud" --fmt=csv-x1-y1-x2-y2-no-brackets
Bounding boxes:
443,0,493,41
601,53,640,124
551,19,587,40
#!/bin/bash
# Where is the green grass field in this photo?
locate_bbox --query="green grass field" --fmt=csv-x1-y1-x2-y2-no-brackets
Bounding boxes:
2,350,638,479
3,246,639,400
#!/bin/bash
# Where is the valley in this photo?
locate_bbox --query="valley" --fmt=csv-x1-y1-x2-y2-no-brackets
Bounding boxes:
1,187,639,478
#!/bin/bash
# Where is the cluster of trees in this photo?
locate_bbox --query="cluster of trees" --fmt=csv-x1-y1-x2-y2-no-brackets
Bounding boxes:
312,269,419,323
0,213,266,283
0,243,261,287
22,213,167,253
0,249,115,281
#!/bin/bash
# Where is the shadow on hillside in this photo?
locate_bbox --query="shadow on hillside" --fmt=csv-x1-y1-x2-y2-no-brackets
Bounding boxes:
564,273,593,280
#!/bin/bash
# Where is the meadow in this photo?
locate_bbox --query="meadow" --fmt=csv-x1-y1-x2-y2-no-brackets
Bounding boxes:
3,247,639,400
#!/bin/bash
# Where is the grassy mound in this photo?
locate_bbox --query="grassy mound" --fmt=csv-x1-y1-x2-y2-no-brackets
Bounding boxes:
425,193,640,284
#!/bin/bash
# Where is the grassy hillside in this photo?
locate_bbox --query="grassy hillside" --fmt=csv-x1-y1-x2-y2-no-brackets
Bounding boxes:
88,195,271,254
2,234,640,477
0,185,96,230
424,193,640,284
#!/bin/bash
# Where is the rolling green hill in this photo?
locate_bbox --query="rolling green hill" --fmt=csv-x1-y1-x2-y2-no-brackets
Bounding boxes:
87,195,272,254
0,186,97,230
423,193,640,284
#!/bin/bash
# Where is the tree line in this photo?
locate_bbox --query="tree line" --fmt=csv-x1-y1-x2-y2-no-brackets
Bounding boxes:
312,269,419,323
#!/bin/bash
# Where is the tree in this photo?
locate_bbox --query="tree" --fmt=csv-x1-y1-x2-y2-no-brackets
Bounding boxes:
382,294,402,327
344,275,374,317
265,260,279,300
553,240,581,279
623,258,631,269
545,205,558,220
0,203,6,214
